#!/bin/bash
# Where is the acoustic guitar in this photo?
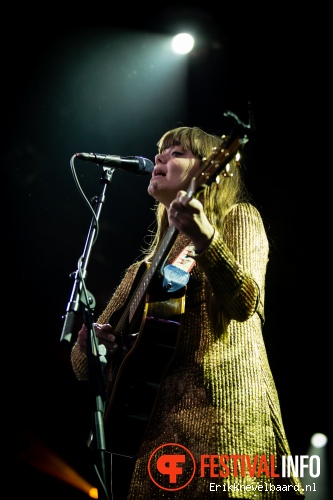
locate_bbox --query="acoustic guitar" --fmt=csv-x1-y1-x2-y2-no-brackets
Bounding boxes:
102,118,250,458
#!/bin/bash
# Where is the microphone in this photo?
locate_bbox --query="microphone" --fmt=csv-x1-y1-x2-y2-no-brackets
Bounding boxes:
75,152,154,175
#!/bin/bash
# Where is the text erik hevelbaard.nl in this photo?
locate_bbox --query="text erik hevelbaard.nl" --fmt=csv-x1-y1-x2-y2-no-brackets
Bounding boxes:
148,447,319,495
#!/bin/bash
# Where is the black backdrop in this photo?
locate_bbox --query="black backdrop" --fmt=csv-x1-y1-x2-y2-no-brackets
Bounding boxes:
7,8,330,499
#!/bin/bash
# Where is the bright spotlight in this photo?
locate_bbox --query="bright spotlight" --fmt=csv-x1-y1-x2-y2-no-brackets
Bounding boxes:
302,432,330,498
311,432,328,448
171,33,195,55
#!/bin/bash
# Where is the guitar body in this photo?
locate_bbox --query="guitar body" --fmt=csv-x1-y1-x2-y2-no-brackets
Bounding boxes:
103,263,185,458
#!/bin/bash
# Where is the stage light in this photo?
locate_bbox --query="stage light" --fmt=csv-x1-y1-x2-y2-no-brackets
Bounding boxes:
311,432,328,448
301,432,330,499
171,33,195,54
19,430,99,497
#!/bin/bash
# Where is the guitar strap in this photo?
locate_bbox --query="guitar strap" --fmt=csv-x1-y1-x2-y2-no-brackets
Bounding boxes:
162,244,196,293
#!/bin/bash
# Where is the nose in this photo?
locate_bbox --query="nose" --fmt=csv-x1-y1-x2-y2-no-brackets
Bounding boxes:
155,152,164,164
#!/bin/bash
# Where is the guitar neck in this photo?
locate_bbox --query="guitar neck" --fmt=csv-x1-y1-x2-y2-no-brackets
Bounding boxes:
118,123,249,331
128,224,178,323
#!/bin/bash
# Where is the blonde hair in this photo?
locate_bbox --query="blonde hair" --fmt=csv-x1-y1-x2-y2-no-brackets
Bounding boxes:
142,126,248,261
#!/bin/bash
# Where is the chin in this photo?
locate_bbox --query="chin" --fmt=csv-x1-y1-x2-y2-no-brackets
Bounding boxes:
148,180,159,195
148,183,168,204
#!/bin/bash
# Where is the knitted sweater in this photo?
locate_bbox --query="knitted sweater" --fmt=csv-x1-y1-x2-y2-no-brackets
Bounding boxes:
71,202,305,499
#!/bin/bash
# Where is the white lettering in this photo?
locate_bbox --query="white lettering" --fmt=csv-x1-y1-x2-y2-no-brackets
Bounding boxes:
308,456,320,478
281,455,320,477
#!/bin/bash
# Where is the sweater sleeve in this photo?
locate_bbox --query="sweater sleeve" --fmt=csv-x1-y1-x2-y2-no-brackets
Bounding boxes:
194,202,269,323
70,261,142,381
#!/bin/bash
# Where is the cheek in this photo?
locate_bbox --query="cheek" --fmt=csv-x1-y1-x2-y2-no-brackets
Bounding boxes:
171,163,193,180
169,163,183,175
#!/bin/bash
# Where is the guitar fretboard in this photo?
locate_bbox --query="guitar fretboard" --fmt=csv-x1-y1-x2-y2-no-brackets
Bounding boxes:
128,225,178,323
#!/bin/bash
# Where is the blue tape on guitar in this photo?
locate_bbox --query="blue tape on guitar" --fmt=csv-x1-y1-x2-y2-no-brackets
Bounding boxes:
162,264,190,292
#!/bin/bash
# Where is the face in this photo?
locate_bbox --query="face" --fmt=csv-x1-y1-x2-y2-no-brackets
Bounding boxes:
148,145,201,207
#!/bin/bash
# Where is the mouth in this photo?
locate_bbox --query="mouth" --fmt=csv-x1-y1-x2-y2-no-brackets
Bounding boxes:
153,168,166,177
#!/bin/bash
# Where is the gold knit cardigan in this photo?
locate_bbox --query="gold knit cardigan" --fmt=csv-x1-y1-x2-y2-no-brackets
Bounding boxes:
71,203,305,499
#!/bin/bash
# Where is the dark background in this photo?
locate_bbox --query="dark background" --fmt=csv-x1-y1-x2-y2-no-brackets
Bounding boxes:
8,6,330,499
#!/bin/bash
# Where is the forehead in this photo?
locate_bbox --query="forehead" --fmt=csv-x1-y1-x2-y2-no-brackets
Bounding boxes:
159,137,190,153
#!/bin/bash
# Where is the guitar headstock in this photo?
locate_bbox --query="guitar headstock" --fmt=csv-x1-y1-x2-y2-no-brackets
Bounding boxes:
188,113,251,197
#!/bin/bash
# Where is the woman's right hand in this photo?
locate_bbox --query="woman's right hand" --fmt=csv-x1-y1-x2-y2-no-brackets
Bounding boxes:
77,323,118,355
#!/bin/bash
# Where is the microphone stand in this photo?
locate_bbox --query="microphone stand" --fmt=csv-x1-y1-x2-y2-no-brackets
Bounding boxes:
61,165,115,500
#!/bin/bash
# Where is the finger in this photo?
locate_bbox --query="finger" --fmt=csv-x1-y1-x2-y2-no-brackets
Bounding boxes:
77,336,87,348
169,202,179,219
77,326,87,341
96,331,114,342
76,332,87,351
178,178,195,203
179,188,196,206
94,322,112,332
187,177,196,198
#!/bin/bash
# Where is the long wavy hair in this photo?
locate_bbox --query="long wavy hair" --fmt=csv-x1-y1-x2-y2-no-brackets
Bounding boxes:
119,126,251,332
141,126,249,262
